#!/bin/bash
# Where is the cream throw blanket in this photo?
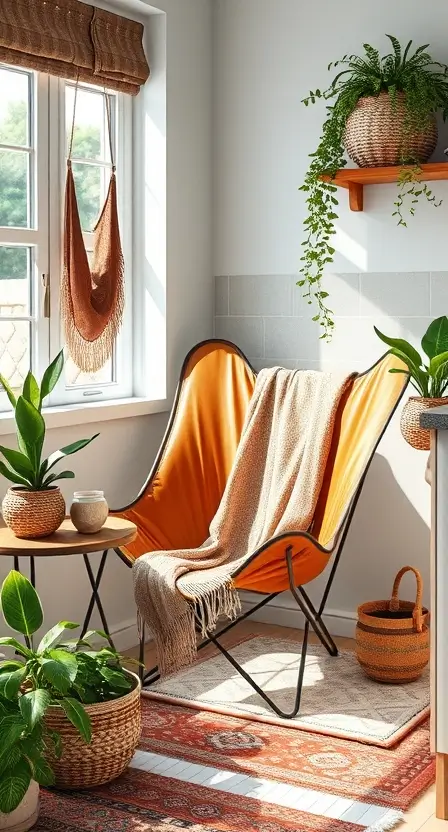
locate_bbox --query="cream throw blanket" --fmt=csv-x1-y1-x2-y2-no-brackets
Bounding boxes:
133,367,354,677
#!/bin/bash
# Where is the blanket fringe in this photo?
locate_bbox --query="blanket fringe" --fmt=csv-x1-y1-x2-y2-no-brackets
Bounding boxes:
195,580,242,638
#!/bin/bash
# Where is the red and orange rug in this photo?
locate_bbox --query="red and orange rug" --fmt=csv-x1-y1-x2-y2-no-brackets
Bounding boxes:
140,699,434,811
36,768,381,832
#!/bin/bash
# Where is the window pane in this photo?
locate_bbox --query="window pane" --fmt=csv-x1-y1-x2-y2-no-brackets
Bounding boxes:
0,69,29,147
65,354,113,387
0,150,29,228
0,246,29,315
0,320,30,389
72,162,101,232
66,86,106,162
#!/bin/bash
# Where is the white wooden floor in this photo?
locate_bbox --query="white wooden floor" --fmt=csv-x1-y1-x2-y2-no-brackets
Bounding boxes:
130,747,400,828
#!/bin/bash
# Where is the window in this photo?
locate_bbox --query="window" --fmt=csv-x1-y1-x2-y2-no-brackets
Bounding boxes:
0,65,133,411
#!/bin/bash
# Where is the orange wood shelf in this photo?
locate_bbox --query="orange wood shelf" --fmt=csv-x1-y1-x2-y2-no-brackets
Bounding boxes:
320,162,448,212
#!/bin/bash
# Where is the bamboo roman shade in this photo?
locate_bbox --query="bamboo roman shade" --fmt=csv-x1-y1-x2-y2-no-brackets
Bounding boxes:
0,0,149,95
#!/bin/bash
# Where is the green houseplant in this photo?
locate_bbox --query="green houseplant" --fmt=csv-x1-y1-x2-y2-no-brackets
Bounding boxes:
300,36,448,339
375,316,448,450
0,570,141,792
0,351,98,538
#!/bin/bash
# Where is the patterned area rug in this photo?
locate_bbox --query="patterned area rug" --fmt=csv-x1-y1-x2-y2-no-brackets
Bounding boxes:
35,768,397,832
144,636,430,747
140,698,435,811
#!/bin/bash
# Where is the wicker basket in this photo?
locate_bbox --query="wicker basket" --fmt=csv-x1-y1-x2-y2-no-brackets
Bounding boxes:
343,92,437,167
2,486,65,538
400,396,448,450
45,671,141,789
356,566,429,683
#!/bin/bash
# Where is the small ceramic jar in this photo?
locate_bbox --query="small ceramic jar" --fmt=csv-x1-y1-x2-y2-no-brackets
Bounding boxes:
70,491,108,534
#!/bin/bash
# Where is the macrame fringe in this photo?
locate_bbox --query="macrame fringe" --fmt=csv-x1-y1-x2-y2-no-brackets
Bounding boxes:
61,263,124,373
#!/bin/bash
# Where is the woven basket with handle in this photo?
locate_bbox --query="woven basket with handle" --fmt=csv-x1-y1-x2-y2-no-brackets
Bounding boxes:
356,566,429,683
400,396,448,451
343,92,437,168
44,671,141,788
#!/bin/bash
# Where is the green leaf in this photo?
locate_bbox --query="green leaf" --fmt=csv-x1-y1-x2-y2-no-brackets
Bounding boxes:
374,327,423,368
19,689,51,728
42,470,75,488
40,350,64,406
0,666,27,699
60,697,92,743
0,660,24,673
0,758,32,814
43,435,100,477
0,374,16,408
48,649,78,682
14,396,45,471
41,658,72,694
22,372,40,409
0,446,33,479
99,666,131,689
429,351,448,376
28,753,54,787
0,460,32,487
0,637,31,658
422,317,448,359
0,571,43,636
0,714,27,759
37,621,79,653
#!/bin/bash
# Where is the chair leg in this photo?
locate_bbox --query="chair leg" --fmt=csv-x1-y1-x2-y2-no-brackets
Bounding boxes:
138,621,145,682
286,547,338,657
203,616,310,720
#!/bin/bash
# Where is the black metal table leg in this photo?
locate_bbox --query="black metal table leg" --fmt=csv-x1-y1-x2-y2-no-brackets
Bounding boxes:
30,556,35,588
81,550,115,649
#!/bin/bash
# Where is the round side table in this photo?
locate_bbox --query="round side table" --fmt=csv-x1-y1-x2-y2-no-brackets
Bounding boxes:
0,516,137,649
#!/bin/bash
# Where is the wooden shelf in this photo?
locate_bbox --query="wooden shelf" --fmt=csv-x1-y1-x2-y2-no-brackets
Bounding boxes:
320,162,448,212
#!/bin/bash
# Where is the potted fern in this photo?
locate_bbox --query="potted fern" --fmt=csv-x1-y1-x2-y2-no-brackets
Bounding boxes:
0,352,98,538
375,316,448,450
301,36,448,339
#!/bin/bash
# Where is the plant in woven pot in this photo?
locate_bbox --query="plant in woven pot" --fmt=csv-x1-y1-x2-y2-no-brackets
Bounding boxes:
300,35,448,339
375,316,448,450
0,570,141,790
0,351,98,538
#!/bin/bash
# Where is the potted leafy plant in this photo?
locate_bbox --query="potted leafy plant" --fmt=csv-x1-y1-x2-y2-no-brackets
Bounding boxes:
0,351,98,538
300,36,448,339
0,570,141,790
0,694,56,831
375,316,448,450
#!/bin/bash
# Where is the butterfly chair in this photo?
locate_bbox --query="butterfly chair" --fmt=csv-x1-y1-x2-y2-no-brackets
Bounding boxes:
112,339,408,718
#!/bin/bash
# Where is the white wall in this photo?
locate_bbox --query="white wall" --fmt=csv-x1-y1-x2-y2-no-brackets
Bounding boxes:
0,0,213,649
213,0,448,627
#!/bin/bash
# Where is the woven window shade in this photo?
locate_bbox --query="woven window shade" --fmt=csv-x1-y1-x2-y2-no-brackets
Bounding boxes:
0,0,149,95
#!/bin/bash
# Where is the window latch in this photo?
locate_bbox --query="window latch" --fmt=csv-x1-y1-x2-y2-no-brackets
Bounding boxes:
42,274,50,318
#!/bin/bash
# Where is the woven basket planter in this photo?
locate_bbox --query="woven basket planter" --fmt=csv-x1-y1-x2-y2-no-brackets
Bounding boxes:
356,566,429,683
343,92,437,167
45,671,141,789
400,396,448,450
2,486,65,539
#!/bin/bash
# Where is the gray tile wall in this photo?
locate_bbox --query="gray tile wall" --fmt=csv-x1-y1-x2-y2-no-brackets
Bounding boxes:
214,272,447,372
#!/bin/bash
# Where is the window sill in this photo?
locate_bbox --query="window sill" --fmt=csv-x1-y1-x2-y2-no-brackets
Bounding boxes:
0,397,169,436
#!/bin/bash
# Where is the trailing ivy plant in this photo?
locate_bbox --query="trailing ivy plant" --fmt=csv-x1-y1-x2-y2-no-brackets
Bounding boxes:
300,35,448,339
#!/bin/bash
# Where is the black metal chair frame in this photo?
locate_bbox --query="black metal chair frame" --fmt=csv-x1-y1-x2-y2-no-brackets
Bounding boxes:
113,339,407,720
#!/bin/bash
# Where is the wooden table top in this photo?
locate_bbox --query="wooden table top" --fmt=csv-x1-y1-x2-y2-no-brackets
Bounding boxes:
0,516,137,557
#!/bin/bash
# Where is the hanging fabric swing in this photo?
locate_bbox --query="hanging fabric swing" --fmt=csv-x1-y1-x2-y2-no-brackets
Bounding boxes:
61,83,124,373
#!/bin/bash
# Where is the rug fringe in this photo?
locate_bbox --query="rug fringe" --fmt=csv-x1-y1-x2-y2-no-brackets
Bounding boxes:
366,809,404,832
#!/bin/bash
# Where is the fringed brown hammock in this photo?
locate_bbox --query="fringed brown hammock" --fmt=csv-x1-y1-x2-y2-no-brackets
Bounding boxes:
61,84,124,373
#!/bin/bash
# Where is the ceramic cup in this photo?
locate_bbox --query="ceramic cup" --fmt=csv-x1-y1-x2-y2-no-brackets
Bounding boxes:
70,490,108,534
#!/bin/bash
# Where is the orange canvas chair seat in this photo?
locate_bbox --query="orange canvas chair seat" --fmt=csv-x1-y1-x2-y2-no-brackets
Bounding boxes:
113,339,407,716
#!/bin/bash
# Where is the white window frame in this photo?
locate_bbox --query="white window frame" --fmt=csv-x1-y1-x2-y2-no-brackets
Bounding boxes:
0,68,134,410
